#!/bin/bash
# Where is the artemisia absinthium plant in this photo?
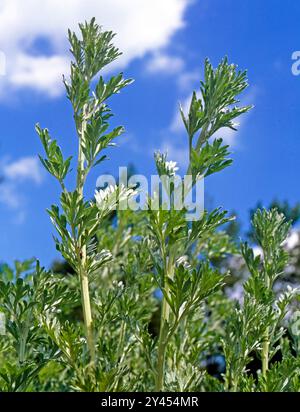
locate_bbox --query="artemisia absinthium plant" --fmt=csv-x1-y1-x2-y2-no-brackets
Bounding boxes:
36,19,134,366
148,57,252,390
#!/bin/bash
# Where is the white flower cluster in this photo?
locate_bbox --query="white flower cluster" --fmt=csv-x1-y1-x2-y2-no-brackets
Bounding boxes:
165,160,179,176
154,151,179,177
94,184,137,211
94,184,118,205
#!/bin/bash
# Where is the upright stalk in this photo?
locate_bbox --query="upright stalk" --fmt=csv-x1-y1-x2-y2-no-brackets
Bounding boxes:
155,254,174,391
262,329,269,377
156,297,168,391
77,104,95,364
78,251,95,363
262,271,271,377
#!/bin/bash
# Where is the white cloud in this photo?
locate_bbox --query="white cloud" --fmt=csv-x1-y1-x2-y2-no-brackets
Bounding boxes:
0,183,22,209
3,156,43,184
10,54,69,97
0,0,191,97
0,181,27,223
145,53,184,74
0,156,43,223
177,70,199,92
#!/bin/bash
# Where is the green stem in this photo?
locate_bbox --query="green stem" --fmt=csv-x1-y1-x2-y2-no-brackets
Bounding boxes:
155,254,174,391
262,272,271,378
188,134,192,164
19,311,31,364
186,125,208,176
76,103,95,364
262,328,269,378
117,320,126,361
155,298,168,391
79,262,95,363
232,379,238,392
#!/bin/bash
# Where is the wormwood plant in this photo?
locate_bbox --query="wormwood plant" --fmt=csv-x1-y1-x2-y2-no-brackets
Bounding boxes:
36,19,135,365
223,209,300,391
149,57,251,390
0,18,299,392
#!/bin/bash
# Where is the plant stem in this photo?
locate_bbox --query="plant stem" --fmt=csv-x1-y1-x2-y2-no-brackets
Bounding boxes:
19,311,31,364
232,378,238,392
155,254,174,391
79,262,95,363
156,297,168,391
77,103,95,364
117,319,126,361
262,328,269,378
262,274,271,378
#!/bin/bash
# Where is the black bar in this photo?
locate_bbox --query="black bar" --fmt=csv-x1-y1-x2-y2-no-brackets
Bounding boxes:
0,392,298,409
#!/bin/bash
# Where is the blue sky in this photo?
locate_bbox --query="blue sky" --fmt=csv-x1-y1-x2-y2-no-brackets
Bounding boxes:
0,0,299,267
